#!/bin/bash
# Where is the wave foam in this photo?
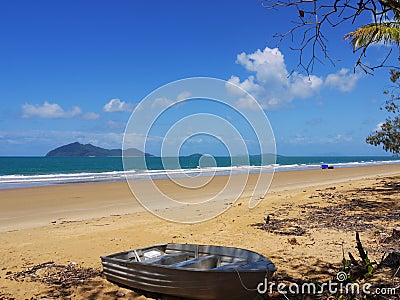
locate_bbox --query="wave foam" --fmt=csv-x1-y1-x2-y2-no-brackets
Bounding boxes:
0,159,398,189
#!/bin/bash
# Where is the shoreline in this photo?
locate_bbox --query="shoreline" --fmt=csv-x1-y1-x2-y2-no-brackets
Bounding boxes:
0,164,399,232
1,158,399,190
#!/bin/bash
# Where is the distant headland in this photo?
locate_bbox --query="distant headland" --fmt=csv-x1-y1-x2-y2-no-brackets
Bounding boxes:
45,142,153,157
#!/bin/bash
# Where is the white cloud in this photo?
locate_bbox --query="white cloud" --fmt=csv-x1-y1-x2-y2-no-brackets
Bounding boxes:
22,102,81,119
236,47,288,83
229,47,324,110
176,91,192,101
0,129,125,154
325,68,361,92
151,97,174,109
290,74,324,98
331,134,353,143
103,98,134,112
227,75,265,96
234,94,264,111
83,112,100,120
287,134,353,144
229,47,360,110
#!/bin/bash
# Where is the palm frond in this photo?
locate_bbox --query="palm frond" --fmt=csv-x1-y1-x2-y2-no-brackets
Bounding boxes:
344,22,400,50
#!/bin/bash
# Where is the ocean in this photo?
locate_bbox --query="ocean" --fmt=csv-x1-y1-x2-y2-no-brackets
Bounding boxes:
0,156,399,189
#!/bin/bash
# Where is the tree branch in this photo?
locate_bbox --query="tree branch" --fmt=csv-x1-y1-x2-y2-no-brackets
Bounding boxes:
261,0,399,74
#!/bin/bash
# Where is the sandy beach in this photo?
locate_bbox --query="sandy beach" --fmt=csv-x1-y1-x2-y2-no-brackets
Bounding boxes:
1,164,399,299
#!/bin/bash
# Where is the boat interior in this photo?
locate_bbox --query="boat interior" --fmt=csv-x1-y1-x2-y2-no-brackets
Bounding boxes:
110,243,265,271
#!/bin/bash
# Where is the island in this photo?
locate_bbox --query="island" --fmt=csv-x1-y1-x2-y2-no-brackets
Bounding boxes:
45,142,153,157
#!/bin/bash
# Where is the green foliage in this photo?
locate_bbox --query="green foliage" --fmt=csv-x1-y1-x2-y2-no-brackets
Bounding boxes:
345,22,400,50
366,70,400,156
344,0,400,51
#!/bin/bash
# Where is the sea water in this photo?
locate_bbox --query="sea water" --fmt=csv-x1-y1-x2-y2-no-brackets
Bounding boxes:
0,156,399,189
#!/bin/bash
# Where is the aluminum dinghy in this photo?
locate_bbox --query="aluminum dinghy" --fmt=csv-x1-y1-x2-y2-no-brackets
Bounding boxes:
101,243,276,300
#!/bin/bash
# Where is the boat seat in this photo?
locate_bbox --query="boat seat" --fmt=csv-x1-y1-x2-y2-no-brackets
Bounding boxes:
213,260,249,270
171,255,219,269
142,252,189,265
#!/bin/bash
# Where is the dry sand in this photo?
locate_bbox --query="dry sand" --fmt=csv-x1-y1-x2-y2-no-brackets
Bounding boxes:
0,164,399,299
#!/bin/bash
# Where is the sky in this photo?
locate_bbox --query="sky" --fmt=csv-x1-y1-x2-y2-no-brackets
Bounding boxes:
0,0,397,156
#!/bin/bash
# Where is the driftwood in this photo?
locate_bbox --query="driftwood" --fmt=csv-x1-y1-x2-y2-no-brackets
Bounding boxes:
378,227,400,270
392,227,400,240
382,252,400,269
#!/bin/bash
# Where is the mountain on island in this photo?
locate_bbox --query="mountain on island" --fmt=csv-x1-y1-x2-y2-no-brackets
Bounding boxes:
45,142,153,157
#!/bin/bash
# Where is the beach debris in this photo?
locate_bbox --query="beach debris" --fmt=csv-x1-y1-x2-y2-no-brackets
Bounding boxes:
393,227,400,240
249,177,400,297
264,233,398,299
381,252,400,270
6,261,101,297
379,232,389,243
264,215,270,224
115,291,126,297
252,217,306,236
252,177,400,246
377,229,400,269
0,292,16,300
299,178,400,233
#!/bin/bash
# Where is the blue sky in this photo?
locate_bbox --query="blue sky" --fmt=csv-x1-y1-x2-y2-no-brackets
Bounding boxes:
0,0,396,156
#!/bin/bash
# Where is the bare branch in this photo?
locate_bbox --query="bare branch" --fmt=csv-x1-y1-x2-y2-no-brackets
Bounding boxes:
261,0,399,74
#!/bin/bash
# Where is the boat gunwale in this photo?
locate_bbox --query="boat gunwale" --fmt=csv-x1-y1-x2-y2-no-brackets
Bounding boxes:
101,242,276,273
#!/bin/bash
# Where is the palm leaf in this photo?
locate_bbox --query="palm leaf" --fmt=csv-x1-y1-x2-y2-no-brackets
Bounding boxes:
345,22,400,50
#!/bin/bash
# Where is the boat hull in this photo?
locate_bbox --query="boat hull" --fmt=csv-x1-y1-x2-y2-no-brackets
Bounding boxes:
101,243,275,300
